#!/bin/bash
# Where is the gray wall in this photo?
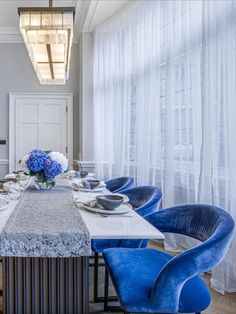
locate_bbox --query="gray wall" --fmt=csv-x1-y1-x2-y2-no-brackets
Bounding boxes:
78,32,94,162
0,43,80,177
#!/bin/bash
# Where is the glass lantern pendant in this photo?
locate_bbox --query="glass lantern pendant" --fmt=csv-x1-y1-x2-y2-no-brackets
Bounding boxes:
18,1,75,85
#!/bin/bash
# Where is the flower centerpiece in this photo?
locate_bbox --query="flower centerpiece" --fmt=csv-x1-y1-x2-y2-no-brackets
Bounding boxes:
21,149,68,189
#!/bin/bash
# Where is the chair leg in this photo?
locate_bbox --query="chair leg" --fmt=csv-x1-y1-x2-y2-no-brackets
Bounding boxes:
93,252,99,302
104,266,109,312
93,253,118,303
104,267,124,312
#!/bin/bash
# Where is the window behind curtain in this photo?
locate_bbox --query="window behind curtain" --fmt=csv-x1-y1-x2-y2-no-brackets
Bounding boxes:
93,0,236,294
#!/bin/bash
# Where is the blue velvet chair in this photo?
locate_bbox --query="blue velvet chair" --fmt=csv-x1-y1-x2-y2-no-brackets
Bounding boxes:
92,186,162,303
105,176,134,193
103,204,235,314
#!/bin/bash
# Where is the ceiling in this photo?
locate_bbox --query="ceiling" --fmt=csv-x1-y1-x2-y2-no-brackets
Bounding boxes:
0,0,130,43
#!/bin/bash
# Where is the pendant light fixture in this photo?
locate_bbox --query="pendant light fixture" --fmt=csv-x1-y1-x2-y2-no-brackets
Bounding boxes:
18,0,75,85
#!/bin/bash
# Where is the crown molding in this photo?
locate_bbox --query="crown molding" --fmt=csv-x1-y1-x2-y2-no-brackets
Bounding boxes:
73,0,95,42
82,0,98,33
0,0,94,44
0,27,23,43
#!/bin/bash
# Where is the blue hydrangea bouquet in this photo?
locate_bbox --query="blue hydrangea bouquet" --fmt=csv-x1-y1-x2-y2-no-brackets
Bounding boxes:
21,149,68,189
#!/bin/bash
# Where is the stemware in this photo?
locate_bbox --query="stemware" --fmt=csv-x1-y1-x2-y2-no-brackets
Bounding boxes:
3,181,21,200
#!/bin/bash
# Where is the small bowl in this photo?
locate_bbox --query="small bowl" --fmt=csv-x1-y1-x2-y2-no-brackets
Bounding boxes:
83,179,100,190
96,194,125,210
79,171,88,178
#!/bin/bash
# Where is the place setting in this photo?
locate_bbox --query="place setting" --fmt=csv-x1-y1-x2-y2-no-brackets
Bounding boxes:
74,193,132,217
0,171,32,211
71,178,107,193
65,169,95,180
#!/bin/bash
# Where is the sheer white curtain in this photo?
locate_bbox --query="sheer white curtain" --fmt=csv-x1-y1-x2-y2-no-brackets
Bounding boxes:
198,0,236,294
93,0,236,293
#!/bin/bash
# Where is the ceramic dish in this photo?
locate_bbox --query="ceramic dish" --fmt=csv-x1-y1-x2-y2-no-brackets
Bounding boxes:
78,203,132,215
78,171,89,178
82,179,101,189
96,194,125,210
114,193,129,203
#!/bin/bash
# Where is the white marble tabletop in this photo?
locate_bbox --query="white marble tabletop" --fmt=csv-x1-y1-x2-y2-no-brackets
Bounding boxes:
71,184,164,241
78,208,164,240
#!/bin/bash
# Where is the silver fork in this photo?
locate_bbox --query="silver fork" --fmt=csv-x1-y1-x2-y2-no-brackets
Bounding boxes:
95,212,132,218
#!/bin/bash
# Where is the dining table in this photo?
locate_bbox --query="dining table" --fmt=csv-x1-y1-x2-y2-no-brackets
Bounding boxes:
0,176,164,314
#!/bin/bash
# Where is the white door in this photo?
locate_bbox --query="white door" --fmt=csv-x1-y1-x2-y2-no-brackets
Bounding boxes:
9,93,73,172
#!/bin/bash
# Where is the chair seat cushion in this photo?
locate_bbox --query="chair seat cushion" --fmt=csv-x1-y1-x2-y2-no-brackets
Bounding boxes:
92,239,148,253
92,239,122,252
103,248,211,313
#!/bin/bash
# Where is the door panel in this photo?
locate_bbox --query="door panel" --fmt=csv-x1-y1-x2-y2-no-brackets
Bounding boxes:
15,97,68,171
18,102,38,122
20,124,38,155
39,124,62,152
40,103,63,123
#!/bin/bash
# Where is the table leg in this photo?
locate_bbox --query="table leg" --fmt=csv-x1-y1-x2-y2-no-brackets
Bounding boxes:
2,256,89,314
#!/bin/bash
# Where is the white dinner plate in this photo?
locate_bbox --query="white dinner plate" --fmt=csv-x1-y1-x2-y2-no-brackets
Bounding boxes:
78,203,132,215
0,198,10,212
77,187,106,193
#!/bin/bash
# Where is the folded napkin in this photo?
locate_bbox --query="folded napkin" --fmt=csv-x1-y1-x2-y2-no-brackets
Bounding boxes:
74,194,99,208
71,178,82,185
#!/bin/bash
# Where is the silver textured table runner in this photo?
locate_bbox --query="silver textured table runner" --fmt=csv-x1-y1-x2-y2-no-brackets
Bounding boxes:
0,182,91,257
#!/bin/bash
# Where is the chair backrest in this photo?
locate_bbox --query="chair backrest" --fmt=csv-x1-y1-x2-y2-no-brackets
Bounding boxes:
105,176,134,193
119,186,162,248
121,186,162,217
146,204,235,313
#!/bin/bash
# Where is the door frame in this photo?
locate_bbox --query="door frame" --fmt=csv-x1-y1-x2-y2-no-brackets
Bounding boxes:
9,92,73,173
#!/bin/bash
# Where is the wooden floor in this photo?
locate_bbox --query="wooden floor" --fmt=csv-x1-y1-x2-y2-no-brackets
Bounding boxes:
201,274,236,314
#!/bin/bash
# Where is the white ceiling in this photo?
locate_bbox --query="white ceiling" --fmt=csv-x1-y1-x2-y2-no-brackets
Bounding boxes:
0,0,131,43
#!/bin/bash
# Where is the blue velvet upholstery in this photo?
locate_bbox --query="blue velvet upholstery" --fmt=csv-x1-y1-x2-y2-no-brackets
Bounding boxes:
105,176,134,193
103,204,235,313
91,186,162,253
104,248,211,313
121,186,162,217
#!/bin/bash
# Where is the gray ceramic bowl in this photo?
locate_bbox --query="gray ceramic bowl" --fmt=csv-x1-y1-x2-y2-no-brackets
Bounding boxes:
80,171,89,178
96,194,125,210
82,179,100,190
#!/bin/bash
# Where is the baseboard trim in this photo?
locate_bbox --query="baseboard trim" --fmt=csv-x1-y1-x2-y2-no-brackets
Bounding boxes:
74,160,95,171
0,159,9,165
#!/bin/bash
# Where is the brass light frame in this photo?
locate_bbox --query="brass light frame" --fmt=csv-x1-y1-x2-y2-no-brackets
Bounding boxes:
18,2,75,85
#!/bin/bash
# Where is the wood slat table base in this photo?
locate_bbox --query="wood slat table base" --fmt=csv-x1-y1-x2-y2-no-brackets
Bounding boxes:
2,256,89,314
